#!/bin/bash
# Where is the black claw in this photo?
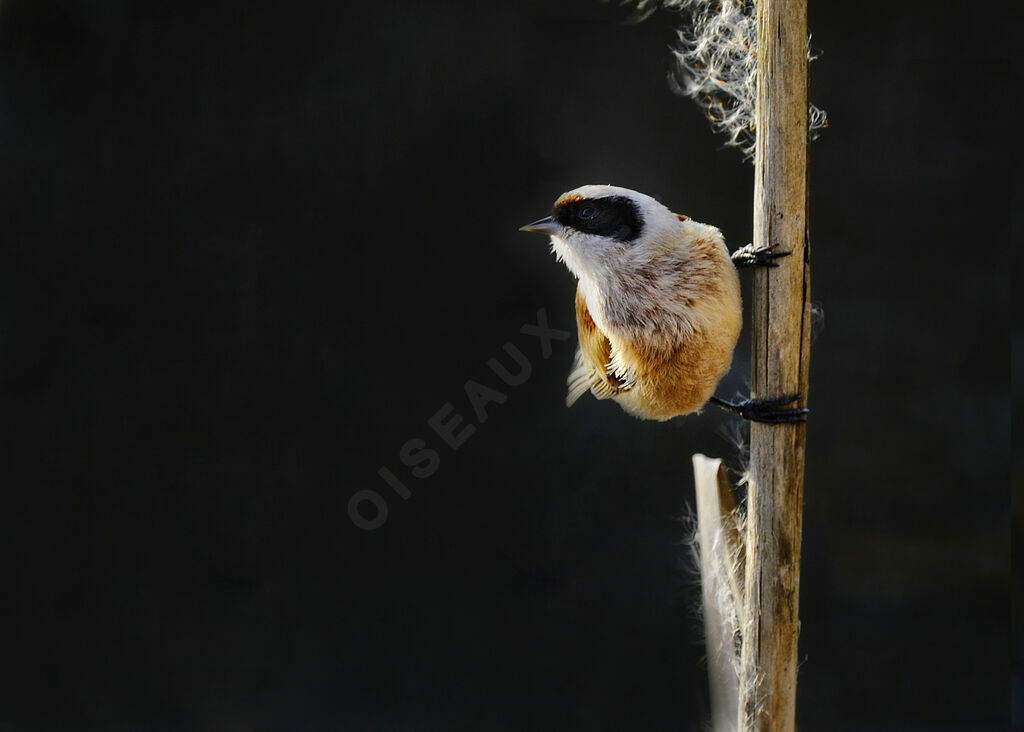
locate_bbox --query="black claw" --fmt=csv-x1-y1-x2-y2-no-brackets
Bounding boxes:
710,394,809,424
732,244,791,268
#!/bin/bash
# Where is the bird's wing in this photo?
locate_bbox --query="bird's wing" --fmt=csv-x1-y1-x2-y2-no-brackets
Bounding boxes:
567,284,633,407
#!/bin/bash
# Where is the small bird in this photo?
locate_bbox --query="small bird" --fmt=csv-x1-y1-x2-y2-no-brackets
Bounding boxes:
520,184,806,423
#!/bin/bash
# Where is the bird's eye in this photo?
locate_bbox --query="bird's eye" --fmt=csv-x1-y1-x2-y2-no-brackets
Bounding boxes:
578,206,597,220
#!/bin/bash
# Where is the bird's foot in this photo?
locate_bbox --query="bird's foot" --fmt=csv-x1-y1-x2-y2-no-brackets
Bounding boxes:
731,243,790,268
710,394,809,424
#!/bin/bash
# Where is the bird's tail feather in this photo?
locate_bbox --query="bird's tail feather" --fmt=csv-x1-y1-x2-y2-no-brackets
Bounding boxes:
566,347,592,407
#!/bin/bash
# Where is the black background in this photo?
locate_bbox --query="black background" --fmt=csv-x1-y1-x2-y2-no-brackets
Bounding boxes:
0,0,1015,729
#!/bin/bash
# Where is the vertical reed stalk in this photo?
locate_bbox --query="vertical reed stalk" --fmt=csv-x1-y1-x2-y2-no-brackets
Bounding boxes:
739,0,811,728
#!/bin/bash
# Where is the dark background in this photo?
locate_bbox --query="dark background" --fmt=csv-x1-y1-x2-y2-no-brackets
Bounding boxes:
0,0,1014,729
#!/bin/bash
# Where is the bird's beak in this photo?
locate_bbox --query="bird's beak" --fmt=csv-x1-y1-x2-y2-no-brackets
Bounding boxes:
519,216,560,236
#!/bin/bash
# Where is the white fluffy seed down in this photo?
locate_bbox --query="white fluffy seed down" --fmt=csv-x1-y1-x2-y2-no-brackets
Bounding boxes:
617,0,827,159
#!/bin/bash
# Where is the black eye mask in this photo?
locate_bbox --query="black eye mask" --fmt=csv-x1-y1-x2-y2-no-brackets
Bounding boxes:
552,196,644,243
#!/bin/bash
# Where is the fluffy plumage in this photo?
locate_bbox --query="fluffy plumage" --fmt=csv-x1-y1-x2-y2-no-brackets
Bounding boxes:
524,184,741,421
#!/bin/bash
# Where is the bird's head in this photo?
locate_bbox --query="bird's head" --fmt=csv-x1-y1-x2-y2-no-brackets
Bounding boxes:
520,184,683,286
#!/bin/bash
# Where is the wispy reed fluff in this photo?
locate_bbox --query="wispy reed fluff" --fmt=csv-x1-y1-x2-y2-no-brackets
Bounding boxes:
618,0,827,159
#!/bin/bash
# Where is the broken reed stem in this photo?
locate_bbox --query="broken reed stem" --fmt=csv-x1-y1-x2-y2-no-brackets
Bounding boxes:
692,455,744,731
740,0,811,729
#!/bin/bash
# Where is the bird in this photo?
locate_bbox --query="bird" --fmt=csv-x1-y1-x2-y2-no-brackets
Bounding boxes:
520,184,806,423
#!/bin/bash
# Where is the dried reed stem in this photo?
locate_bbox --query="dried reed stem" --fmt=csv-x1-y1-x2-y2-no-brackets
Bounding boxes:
739,0,811,728
692,455,744,731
